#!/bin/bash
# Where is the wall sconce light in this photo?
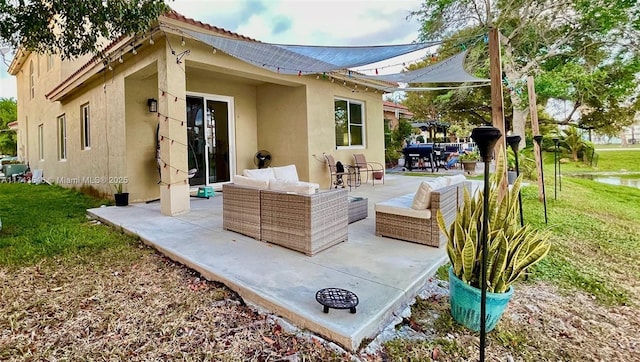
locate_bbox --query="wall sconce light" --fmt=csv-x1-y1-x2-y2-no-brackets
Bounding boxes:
147,98,158,113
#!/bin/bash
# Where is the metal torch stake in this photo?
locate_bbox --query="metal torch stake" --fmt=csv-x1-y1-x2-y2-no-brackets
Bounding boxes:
506,135,524,227
471,126,502,362
534,135,548,224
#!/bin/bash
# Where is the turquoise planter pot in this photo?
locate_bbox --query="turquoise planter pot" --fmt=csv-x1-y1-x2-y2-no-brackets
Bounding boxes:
448,266,514,332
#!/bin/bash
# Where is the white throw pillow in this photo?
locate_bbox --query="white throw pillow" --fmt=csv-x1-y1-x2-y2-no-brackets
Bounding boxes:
272,164,299,182
233,175,269,189
411,181,433,210
243,168,275,180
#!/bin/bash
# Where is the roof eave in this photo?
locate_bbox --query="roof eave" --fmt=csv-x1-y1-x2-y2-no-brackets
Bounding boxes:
8,47,30,75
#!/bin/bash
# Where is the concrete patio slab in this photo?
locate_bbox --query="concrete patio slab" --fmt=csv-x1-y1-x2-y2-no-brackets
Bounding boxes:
87,173,474,351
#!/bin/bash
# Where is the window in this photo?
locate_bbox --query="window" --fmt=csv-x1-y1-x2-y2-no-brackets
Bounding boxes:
38,124,44,160
29,60,35,99
57,115,67,161
334,98,364,148
81,103,91,149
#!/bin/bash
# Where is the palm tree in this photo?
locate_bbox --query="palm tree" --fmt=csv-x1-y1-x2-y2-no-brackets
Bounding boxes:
561,125,587,162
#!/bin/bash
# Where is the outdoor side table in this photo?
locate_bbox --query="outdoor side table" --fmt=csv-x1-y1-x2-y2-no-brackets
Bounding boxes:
315,288,359,314
348,197,368,224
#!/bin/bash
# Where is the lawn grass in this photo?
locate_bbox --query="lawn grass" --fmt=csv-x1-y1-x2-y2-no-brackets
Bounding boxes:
521,177,640,305
0,183,138,266
0,183,347,360
553,149,640,173
380,149,640,361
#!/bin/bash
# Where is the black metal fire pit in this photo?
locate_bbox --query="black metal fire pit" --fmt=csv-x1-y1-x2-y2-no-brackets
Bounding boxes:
315,288,359,314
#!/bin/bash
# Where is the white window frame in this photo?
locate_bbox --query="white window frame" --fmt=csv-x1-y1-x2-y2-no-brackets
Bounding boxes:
29,60,35,99
57,115,67,161
334,97,365,149
81,103,91,150
38,124,44,161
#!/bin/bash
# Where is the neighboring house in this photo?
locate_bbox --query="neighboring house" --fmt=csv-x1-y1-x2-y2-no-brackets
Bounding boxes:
383,100,413,130
9,11,391,215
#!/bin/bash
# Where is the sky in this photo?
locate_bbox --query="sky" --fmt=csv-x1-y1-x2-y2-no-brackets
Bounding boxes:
0,0,427,100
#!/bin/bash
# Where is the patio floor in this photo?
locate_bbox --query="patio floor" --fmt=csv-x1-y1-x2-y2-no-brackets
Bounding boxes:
87,172,471,351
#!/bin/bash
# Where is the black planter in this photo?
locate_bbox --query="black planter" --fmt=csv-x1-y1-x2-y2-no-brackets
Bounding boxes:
114,193,129,206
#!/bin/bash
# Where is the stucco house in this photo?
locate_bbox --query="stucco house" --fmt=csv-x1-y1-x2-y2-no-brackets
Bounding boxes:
383,100,413,130
9,11,395,215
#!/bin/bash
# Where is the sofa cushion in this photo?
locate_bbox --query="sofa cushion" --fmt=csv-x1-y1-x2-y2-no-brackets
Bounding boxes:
243,168,275,180
272,164,299,182
376,196,432,219
410,178,446,210
268,179,316,195
411,181,433,210
233,175,270,189
444,174,466,186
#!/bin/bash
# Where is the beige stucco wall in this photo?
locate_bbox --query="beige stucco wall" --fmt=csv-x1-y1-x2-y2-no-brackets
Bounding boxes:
256,84,310,179
304,78,385,188
125,68,161,202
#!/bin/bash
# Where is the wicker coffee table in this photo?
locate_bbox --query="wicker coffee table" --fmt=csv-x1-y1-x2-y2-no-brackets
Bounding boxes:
348,197,368,224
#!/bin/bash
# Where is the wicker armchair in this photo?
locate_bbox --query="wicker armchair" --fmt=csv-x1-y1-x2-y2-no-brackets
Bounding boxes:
260,188,349,256
375,182,467,247
222,183,262,240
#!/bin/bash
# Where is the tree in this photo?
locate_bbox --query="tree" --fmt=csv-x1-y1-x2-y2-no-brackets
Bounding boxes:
535,55,640,137
0,98,17,155
410,0,640,146
0,0,168,59
560,125,591,162
385,118,414,165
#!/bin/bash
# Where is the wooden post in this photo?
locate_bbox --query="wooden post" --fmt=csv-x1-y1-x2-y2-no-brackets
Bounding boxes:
527,76,545,201
488,27,507,198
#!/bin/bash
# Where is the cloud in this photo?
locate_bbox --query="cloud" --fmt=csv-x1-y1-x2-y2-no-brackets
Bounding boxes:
170,0,423,45
0,0,427,98
271,16,293,36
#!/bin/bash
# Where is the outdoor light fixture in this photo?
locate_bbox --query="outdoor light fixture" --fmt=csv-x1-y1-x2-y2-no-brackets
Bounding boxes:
471,125,502,362
147,98,158,113
533,135,548,224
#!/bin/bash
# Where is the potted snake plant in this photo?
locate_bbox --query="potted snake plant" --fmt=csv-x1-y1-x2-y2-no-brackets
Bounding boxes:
437,149,551,332
113,183,129,206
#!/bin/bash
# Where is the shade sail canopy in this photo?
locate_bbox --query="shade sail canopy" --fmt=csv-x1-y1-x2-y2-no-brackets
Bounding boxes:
364,51,489,84
183,28,439,75
181,28,489,90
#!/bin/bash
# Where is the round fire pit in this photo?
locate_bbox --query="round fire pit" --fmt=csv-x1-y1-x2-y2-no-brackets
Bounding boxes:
315,288,359,314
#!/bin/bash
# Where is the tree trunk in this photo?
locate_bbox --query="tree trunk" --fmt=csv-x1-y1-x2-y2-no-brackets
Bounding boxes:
502,52,527,150
511,106,528,149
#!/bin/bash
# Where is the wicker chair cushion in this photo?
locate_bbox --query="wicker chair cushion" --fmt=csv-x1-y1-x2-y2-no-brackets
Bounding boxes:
272,165,299,182
233,175,270,189
376,195,432,219
411,178,446,210
411,181,433,210
243,168,275,180
268,179,317,195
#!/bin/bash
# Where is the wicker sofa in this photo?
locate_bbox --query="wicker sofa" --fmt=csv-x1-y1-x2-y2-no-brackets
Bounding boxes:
222,165,349,256
375,175,468,247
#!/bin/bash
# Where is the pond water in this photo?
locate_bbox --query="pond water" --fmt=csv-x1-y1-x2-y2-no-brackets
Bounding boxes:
572,174,640,189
